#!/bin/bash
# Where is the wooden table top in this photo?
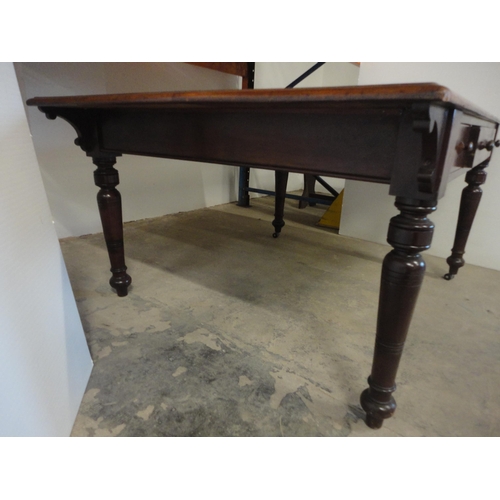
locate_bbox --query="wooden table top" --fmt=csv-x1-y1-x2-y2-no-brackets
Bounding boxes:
26,83,498,123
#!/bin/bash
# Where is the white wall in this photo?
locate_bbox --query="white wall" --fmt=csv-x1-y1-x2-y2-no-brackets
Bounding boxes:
0,63,92,436
16,63,241,238
340,63,500,271
16,62,358,238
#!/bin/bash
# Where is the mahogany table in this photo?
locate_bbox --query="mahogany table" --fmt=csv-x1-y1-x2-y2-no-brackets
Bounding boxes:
27,83,499,429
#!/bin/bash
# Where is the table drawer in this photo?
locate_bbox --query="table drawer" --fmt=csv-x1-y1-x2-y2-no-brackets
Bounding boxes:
454,121,497,169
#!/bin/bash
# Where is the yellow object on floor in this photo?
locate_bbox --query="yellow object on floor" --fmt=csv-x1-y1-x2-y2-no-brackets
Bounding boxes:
317,189,344,229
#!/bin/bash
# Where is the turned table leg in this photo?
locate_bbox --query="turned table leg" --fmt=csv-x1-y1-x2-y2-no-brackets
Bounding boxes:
360,197,437,429
93,156,132,297
237,167,251,207
444,164,487,280
272,170,289,238
299,174,317,209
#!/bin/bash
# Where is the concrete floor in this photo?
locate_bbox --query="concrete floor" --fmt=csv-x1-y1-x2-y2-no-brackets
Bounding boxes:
62,195,500,437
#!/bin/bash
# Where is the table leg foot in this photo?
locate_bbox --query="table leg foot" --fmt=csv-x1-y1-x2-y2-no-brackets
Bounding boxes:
361,197,436,429
444,163,487,280
109,269,132,297
93,156,132,297
272,170,289,238
365,414,384,429
360,384,397,429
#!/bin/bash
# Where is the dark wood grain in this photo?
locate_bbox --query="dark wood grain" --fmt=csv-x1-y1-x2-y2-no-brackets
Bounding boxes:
360,197,436,428
96,107,401,182
93,156,131,296
444,162,489,280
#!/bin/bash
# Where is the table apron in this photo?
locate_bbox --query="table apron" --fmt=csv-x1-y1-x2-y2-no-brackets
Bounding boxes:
97,108,402,181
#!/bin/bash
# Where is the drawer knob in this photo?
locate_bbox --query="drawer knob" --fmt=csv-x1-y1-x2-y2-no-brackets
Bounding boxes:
478,140,500,151
478,141,494,151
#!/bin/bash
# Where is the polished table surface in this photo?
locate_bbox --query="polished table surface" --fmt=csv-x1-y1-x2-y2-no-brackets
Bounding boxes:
28,83,499,429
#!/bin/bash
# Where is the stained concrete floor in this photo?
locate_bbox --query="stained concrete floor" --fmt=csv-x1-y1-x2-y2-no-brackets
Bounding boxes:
62,195,500,437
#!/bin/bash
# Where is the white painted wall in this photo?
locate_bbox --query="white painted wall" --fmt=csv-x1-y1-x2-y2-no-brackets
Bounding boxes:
340,63,500,271
16,63,241,238
16,62,358,238
0,63,92,436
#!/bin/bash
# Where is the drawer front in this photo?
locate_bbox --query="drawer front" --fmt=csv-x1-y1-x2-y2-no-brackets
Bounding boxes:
454,120,497,169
